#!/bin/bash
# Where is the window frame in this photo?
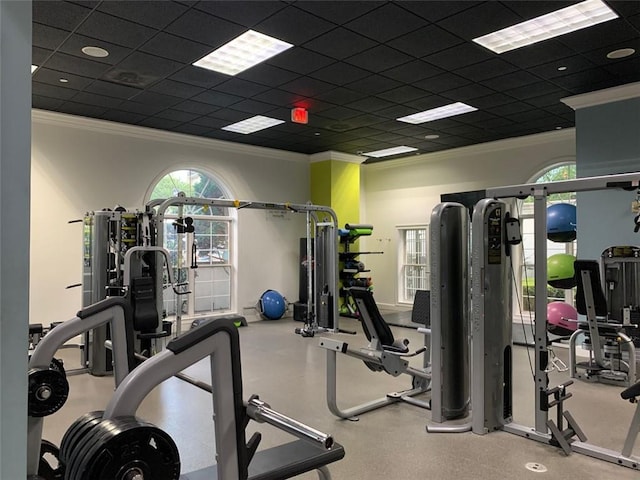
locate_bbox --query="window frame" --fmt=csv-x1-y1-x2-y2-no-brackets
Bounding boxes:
397,224,429,305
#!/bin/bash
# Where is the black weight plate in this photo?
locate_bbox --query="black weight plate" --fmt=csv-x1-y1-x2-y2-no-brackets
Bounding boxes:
83,418,180,480
62,415,110,480
59,411,103,465
38,439,63,480
28,368,69,417
67,418,125,480
70,417,137,480
50,358,66,377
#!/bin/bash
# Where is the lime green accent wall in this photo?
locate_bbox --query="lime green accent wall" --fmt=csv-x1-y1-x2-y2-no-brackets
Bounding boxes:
310,160,360,227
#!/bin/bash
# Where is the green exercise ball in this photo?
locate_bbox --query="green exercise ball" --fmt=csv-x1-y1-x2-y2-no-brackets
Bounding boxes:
547,253,576,289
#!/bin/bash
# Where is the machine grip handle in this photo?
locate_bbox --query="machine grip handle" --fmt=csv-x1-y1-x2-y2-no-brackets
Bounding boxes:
246,396,334,449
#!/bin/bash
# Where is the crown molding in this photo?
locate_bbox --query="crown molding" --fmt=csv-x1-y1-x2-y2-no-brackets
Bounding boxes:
363,128,576,171
309,150,365,164
31,109,309,163
561,82,640,110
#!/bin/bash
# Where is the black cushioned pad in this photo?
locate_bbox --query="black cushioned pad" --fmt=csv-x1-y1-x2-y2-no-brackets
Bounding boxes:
621,380,640,400
181,440,345,480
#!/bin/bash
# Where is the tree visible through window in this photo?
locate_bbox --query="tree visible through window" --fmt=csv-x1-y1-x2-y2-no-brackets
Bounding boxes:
149,169,233,316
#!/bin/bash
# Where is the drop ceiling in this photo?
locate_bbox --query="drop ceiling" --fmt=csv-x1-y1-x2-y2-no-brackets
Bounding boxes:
32,1,640,163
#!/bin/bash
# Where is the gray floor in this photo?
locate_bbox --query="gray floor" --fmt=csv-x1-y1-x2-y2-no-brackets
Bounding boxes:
44,315,639,479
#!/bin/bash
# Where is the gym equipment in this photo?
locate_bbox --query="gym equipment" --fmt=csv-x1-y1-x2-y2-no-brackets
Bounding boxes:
547,301,578,337
547,253,577,289
149,195,339,337
259,290,287,320
601,245,640,346
547,203,576,242
319,286,431,419
427,202,470,431
61,318,345,479
483,171,640,470
471,198,515,435
27,298,132,478
568,260,636,386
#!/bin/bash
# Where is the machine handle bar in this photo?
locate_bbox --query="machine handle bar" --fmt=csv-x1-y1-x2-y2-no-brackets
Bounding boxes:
246,396,334,449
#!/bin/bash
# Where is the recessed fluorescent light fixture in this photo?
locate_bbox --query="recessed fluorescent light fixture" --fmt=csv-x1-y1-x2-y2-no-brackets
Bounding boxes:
222,115,285,134
363,146,418,158
193,30,293,76
473,0,618,54
397,102,477,124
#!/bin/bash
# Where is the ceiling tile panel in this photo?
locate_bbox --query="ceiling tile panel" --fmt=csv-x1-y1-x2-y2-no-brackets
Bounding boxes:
388,25,464,58
32,95,66,110
97,1,189,29
99,110,147,124
343,3,426,42
267,48,335,74
254,6,336,45
441,83,495,102
308,62,371,86
482,70,540,91
237,63,301,87
32,82,77,101
165,9,245,47
230,99,280,115
33,23,71,50
193,1,287,27
345,75,401,95
64,91,123,108
172,100,220,115
58,34,132,65
84,80,142,99
424,43,494,70
43,52,112,78
149,79,206,98
280,77,337,97
139,33,212,63
76,12,157,48
253,88,308,107
454,58,519,81
155,109,200,123
397,1,481,22
103,52,183,88
169,65,228,88
345,45,413,73
376,85,428,103
215,78,271,97
192,90,244,107
32,47,53,66
32,67,93,90
58,102,109,117
500,40,576,68
138,117,182,130
171,124,212,136
437,2,522,40
303,28,377,60
381,60,444,83
413,73,471,94
344,96,396,113
558,19,639,53
294,1,381,25
128,91,183,109
529,56,598,79
313,87,368,105
33,1,92,31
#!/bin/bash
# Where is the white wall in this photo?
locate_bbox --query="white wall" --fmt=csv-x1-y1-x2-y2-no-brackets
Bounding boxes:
30,110,309,326
360,129,577,306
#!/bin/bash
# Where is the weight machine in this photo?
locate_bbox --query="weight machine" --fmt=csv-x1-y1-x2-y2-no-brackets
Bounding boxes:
147,194,340,337
60,317,345,480
479,172,640,470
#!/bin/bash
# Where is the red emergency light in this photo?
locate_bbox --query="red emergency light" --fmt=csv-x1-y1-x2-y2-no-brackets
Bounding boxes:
291,107,308,124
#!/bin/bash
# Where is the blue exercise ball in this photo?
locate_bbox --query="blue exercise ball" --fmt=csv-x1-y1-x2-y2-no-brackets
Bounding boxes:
259,290,286,320
547,203,576,243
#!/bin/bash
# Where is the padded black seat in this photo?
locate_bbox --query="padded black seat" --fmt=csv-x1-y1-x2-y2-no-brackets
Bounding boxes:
130,277,170,353
348,287,410,353
574,260,622,335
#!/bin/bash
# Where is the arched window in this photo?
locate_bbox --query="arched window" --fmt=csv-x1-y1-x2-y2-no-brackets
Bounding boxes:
518,162,577,313
148,168,235,318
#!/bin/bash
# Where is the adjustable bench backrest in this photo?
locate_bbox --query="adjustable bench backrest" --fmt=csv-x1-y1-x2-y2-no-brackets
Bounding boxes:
574,260,608,317
349,287,396,347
